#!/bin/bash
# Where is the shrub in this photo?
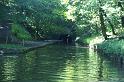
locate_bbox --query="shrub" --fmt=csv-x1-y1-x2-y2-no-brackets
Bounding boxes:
11,23,32,40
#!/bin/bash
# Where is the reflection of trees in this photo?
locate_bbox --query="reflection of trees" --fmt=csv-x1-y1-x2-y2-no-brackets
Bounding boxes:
15,44,75,82
57,44,90,82
16,51,37,80
0,58,4,81
97,56,103,80
0,56,17,81
31,45,76,81
94,50,124,81
88,48,99,81
89,48,104,80
1,44,124,82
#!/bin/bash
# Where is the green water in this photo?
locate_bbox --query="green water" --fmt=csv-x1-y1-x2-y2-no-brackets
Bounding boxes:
0,43,124,82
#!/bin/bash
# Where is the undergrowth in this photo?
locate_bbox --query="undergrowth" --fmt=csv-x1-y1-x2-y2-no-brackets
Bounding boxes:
11,23,32,40
97,39,124,55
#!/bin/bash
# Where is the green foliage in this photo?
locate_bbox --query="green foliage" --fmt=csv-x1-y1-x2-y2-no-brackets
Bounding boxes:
77,35,100,45
0,0,74,41
97,40,124,55
65,0,123,39
1,0,123,42
43,25,69,39
10,0,75,40
11,23,32,40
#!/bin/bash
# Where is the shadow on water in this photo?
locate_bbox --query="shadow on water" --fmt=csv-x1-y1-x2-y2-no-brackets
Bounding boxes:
0,43,124,82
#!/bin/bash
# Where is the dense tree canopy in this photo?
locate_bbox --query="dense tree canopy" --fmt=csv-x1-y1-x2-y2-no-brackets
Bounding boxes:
0,0,124,42
0,0,76,41
64,0,124,40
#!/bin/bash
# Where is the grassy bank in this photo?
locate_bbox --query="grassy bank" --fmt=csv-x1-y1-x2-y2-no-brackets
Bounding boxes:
0,44,24,49
78,35,124,56
0,41,57,54
95,38,124,66
0,44,27,54
12,23,32,40
97,39,124,56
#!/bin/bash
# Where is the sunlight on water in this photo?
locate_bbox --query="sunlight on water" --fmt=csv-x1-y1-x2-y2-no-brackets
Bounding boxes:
0,56,17,81
0,43,124,82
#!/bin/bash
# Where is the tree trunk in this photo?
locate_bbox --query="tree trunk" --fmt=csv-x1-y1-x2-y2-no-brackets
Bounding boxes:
121,16,124,27
102,11,116,35
99,8,107,40
118,0,124,27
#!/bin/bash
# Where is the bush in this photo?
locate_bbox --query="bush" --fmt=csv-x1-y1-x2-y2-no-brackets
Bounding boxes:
97,39,124,55
11,23,32,40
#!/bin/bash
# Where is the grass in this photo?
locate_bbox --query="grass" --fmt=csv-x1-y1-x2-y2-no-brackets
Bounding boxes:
0,44,25,49
11,23,32,40
97,39,124,55
78,31,124,56
0,44,29,54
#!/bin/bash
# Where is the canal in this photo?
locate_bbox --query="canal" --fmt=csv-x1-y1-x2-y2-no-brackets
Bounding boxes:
0,43,124,82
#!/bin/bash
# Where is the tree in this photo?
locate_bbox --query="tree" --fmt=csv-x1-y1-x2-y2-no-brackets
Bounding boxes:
118,0,124,27
0,0,77,41
99,7,107,40
65,0,121,40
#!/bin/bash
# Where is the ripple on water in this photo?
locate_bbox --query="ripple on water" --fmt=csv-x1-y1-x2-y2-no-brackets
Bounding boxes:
0,44,124,82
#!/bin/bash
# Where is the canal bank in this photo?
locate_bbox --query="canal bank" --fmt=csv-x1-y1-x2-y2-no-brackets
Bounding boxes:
96,39,124,67
80,36,124,67
0,40,59,54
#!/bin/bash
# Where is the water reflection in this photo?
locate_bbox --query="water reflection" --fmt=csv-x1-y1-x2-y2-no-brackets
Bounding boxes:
0,43,124,82
0,56,17,81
